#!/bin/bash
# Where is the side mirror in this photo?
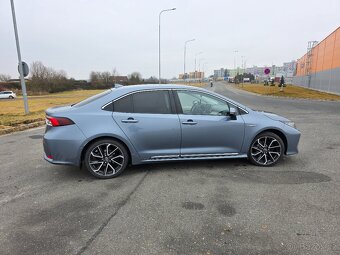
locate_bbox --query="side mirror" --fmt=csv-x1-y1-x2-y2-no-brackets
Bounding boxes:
228,107,237,120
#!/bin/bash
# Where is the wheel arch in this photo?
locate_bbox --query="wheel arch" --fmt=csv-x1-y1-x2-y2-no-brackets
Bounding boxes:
255,129,288,154
80,135,134,167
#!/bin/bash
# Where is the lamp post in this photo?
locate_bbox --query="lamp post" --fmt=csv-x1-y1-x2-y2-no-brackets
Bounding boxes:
10,0,29,114
234,50,239,76
158,8,176,84
183,39,195,81
194,52,203,78
198,58,205,72
202,62,208,80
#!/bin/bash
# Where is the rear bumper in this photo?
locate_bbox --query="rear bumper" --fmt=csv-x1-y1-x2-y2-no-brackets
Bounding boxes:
43,125,87,166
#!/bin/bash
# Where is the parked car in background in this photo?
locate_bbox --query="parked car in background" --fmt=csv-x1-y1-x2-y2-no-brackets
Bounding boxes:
43,84,301,179
0,91,16,99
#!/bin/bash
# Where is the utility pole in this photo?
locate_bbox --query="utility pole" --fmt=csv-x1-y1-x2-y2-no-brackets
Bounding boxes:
10,0,29,113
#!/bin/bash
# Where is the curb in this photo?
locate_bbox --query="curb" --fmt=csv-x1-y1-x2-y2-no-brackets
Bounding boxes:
0,121,45,136
230,84,340,102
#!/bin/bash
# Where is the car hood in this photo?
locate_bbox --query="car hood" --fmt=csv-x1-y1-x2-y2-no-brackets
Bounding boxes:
256,111,290,122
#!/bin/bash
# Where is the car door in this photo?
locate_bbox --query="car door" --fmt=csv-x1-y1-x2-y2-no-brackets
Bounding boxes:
174,90,245,156
112,90,181,160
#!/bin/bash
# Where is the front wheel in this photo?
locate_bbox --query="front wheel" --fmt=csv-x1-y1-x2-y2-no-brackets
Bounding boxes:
248,132,284,166
84,139,129,178
9,96,14,99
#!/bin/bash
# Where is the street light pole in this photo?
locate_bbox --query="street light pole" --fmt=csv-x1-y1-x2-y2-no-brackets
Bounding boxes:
10,0,29,114
202,62,208,80
234,50,238,76
184,38,195,81
198,58,205,73
158,8,176,84
194,52,203,72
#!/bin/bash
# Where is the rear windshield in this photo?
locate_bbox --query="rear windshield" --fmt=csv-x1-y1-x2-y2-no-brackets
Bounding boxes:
73,89,111,107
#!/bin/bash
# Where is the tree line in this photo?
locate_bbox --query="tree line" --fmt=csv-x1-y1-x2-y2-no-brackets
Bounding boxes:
0,61,161,93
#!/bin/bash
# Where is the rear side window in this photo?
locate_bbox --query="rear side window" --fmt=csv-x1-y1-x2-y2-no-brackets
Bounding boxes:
113,90,171,114
114,94,133,113
73,89,111,107
133,91,171,114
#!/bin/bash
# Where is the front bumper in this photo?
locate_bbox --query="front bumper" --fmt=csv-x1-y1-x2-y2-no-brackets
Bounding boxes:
284,126,301,155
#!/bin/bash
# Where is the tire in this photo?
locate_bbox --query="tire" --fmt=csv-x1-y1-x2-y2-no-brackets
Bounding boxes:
248,132,285,167
84,139,129,179
9,96,14,99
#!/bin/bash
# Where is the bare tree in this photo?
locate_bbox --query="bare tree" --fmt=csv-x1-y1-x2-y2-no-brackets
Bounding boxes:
29,61,68,92
0,74,11,82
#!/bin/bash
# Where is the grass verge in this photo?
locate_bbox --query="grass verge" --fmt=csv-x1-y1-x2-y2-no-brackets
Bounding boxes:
0,89,104,132
233,83,340,101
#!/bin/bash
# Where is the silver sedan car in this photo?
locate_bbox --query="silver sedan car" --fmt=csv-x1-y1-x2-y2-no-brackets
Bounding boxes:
43,84,300,178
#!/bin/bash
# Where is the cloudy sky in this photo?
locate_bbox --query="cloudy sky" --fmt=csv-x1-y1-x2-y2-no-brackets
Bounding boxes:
1,0,339,80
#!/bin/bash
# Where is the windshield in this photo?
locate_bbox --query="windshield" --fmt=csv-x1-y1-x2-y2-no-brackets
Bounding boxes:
72,89,111,107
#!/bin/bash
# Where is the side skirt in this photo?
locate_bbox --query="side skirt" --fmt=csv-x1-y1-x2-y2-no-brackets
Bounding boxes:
142,153,248,163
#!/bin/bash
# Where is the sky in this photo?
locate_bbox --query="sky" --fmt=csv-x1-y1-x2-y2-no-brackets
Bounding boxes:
1,0,339,80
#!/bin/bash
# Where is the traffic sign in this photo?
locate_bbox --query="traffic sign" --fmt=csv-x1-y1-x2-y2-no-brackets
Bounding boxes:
264,68,270,75
18,61,29,77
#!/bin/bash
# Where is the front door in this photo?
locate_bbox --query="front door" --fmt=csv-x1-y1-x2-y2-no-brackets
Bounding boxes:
112,90,181,160
175,90,245,156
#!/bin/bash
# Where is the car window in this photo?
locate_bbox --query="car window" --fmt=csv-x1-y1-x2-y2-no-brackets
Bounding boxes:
73,89,111,107
177,91,229,116
113,94,133,113
133,91,171,114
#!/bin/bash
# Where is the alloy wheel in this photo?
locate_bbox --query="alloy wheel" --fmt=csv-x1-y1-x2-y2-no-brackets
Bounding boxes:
250,136,282,166
88,143,125,177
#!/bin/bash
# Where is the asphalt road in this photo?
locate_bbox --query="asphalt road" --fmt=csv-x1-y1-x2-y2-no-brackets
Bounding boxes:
1,82,339,255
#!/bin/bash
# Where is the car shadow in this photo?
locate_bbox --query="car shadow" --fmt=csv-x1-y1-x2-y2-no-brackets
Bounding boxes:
51,157,331,185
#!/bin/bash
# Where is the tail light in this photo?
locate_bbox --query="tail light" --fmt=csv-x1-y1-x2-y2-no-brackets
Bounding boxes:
46,115,74,127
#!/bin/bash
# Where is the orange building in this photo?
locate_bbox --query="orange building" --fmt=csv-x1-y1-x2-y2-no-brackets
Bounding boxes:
293,27,340,94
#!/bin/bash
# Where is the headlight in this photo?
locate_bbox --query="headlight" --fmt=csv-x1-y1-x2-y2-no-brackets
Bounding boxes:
282,121,296,129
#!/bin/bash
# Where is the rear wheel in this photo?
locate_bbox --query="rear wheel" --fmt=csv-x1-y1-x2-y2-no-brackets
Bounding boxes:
248,132,284,166
84,139,129,178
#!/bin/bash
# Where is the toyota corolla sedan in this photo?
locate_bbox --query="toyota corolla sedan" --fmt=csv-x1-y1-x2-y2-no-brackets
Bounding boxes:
43,84,300,178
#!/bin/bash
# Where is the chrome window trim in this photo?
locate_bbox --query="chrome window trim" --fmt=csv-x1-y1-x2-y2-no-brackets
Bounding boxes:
101,87,249,114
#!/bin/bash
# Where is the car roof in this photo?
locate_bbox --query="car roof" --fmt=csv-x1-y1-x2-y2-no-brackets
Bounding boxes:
112,84,202,92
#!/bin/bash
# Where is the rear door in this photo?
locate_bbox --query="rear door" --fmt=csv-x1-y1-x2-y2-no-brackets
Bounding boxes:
112,90,181,160
174,90,245,156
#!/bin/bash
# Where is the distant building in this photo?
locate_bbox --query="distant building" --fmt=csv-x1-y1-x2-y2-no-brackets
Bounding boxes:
178,72,204,80
189,71,204,79
213,68,228,80
293,26,340,94
111,76,128,83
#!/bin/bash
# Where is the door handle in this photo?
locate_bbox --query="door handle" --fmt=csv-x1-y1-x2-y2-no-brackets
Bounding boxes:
121,117,139,123
182,119,197,125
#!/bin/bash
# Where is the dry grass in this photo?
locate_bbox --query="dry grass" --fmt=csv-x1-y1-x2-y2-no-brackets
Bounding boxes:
233,83,340,101
0,90,104,130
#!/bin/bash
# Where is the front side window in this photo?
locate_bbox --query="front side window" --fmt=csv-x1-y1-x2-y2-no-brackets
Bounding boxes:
177,91,229,116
